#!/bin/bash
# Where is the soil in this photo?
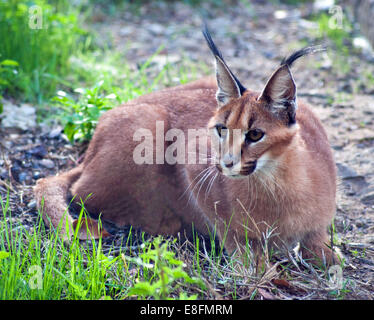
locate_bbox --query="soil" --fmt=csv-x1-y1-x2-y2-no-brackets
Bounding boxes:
0,1,373,299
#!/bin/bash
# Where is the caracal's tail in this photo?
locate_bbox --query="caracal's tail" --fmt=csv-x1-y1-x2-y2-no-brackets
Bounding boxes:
34,165,83,239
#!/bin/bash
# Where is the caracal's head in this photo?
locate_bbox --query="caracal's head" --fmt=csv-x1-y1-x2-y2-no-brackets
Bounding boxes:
203,25,323,179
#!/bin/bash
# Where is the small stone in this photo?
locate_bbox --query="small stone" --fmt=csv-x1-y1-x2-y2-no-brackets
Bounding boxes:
0,169,9,180
336,163,369,195
10,163,21,182
119,27,132,37
361,192,374,205
27,200,37,209
346,188,356,196
27,145,47,159
1,100,36,131
353,37,374,58
314,0,334,11
355,219,366,228
18,172,28,183
48,127,63,139
274,10,287,19
39,159,55,169
336,163,359,179
33,171,43,180
147,23,164,35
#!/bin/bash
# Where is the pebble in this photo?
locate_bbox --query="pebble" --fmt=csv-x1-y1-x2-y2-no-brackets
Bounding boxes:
361,192,374,205
18,172,28,183
39,159,55,169
1,100,37,131
33,171,43,180
26,145,47,159
147,23,165,35
27,200,37,209
313,0,334,11
48,127,63,139
336,163,363,180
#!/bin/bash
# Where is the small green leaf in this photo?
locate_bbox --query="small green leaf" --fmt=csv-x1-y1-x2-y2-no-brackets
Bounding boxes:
0,78,10,86
129,282,156,297
64,122,76,143
0,59,19,67
179,292,198,300
0,251,10,260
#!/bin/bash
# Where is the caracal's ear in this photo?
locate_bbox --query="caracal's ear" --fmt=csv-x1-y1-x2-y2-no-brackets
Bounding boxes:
258,45,326,125
258,64,297,125
202,24,246,107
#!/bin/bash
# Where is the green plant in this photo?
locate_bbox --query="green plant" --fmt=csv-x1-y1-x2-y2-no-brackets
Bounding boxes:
0,0,89,103
52,81,116,142
127,237,204,300
308,12,352,74
0,59,19,106
315,13,351,54
0,251,10,260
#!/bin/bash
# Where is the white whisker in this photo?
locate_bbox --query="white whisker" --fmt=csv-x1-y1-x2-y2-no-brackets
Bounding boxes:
179,166,211,200
187,166,215,205
205,171,219,201
196,168,214,202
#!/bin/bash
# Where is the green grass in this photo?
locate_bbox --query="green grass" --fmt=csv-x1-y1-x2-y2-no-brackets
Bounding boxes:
0,193,207,300
0,191,204,300
0,194,121,299
0,0,90,104
0,190,352,300
0,0,216,105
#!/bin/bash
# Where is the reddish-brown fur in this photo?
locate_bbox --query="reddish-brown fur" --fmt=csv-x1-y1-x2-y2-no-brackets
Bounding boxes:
35,47,337,265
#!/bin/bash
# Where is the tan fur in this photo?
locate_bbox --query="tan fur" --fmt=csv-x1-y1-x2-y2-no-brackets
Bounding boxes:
35,67,337,265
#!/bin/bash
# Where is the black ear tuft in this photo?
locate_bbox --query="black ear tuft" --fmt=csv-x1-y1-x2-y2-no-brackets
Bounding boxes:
202,23,224,63
280,45,326,68
202,23,246,96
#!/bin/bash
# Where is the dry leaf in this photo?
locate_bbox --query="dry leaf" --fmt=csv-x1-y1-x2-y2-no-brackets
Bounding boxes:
272,278,291,289
72,218,111,240
258,288,276,300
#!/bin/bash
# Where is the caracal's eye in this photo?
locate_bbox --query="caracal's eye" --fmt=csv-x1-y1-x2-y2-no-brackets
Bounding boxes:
216,124,228,138
246,129,264,143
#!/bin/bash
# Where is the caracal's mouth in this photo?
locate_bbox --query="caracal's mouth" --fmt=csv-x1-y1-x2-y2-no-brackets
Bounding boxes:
215,160,257,179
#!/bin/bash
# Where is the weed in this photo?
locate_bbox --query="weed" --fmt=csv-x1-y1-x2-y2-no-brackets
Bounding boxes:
0,192,207,300
315,12,351,54
127,237,204,300
0,0,89,103
307,11,353,75
0,59,19,105
52,81,115,142
0,193,121,299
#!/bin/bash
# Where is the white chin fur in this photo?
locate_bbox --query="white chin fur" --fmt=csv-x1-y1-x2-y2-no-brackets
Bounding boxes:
224,174,247,180
256,151,278,174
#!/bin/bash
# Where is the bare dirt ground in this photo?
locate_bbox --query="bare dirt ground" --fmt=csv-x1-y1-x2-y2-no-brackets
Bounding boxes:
1,1,373,299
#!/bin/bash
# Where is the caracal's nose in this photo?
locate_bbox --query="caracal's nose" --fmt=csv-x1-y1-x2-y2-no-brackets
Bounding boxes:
222,153,239,169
